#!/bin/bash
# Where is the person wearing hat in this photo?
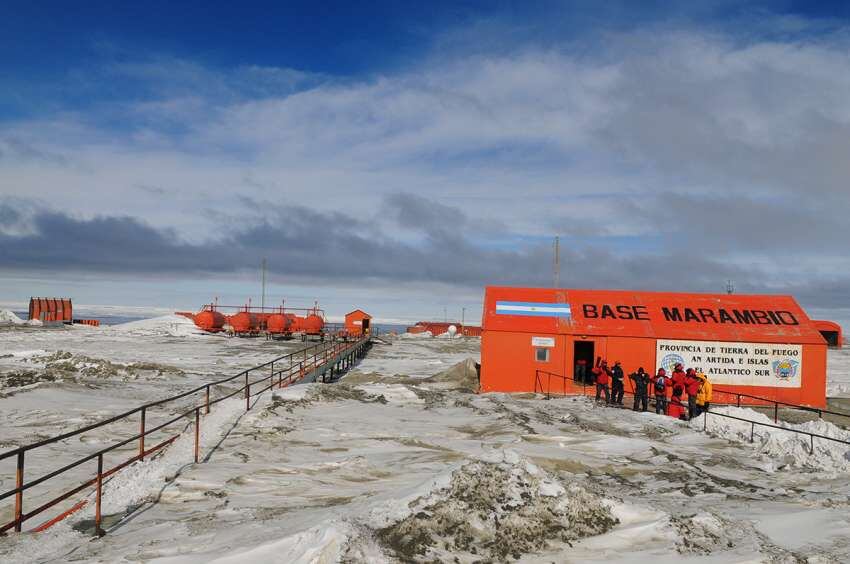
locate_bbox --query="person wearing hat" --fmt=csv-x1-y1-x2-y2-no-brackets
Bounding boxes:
695,371,712,416
629,366,650,412
592,359,611,404
611,361,625,406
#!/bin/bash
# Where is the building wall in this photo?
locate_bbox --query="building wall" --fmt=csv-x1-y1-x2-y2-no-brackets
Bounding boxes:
481,329,828,407
480,330,567,393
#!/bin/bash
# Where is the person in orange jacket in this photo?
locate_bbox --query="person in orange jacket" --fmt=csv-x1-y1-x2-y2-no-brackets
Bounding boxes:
667,389,688,420
592,360,611,404
671,363,687,397
651,368,669,414
684,368,702,420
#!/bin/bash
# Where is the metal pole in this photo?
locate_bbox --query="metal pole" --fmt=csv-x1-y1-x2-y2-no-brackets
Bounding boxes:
194,408,200,464
95,454,104,537
261,258,266,311
774,402,778,424
205,385,210,415
14,451,24,532
139,407,146,460
737,395,741,408
750,422,755,443
245,372,250,411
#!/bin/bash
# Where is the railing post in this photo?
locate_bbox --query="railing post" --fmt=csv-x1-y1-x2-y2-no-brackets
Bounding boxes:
774,402,778,424
194,408,200,464
810,434,814,454
205,385,210,415
139,407,146,460
703,410,708,431
245,372,250,411
95,453,104,537
750,422,755,443
14,451,24,533
737,394,741,408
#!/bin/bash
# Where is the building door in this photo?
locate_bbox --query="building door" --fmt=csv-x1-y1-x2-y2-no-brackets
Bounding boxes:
573,338,607,384
573,340,594,384
362,318,371,335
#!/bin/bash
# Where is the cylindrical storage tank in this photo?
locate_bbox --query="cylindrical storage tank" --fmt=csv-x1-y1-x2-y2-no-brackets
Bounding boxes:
303,314,324,335
194,310,225,332
267,313,290,334
229,312,258,334
289,315,305,332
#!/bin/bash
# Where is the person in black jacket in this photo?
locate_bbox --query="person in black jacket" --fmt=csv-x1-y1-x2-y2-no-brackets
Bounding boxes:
629,367,650,412
611,361,625,406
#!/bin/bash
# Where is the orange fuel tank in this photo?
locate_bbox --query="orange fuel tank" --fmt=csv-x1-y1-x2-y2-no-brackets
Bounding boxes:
267,313,291,334
303,314,324,335
229,311,259,334
194,310,225,332
289,315,305,332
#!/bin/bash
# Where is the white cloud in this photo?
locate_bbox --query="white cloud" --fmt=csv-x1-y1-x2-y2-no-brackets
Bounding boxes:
2,23,850,317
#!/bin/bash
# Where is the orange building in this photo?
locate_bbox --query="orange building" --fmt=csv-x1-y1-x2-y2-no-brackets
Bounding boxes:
345,309,372,336
29,297,72,323
480,287,834,407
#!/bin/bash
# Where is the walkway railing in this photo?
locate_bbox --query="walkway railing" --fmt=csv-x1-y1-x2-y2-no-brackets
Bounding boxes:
534,369,850,455
0,336,371,536
709,387,850,425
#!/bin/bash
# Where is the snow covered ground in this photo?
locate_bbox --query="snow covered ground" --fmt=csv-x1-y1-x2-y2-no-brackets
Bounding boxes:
1,321,849,562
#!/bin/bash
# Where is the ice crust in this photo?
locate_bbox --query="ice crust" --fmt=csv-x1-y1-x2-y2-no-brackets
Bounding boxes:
691,406,850,472
107,314,206,337
1,333,850,562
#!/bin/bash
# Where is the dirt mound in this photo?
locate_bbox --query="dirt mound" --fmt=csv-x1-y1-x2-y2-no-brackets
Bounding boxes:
3,351,187,386
422,358,479,393
377,452,618,561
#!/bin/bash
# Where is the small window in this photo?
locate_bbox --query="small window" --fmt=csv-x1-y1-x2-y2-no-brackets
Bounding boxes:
535,347,550,362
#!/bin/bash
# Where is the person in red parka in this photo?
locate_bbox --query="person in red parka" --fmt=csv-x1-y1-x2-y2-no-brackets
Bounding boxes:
671,363,687,397
592,360,611,404
667,389,688,420
684,368,701,420
651,368,669,415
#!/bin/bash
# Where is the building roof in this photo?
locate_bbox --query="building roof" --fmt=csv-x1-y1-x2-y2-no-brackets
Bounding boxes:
483,286,827,345
345,309,371,319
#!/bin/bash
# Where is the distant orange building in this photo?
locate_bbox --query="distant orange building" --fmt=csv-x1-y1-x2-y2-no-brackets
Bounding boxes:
29,297,72,323
345,309,372,336
481,287,834,407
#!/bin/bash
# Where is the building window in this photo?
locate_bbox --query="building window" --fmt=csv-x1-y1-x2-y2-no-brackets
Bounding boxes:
535,347,550,362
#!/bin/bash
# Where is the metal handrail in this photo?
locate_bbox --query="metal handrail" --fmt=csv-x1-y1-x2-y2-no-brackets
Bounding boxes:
710,386,850,423
1,336,372,535
534,369,850,452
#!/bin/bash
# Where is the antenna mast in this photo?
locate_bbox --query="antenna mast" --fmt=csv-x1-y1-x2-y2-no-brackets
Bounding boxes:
553,236,560,288
261,258,267,310
726,279,735,294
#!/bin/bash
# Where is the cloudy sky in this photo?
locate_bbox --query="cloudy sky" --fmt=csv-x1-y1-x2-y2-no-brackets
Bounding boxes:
1,1,849,326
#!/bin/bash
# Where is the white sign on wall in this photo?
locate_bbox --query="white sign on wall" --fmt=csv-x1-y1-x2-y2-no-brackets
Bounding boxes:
532,336,556,348
353,320,362,326
655,339,802,388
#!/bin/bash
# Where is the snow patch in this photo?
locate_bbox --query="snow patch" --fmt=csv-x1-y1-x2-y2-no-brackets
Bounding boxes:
691,406,850,472
398,331,432,339
0,309,24,325
209,522,350,563
108,315,205,338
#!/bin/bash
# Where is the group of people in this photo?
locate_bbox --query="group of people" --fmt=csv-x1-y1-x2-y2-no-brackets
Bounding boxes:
587,360,713,421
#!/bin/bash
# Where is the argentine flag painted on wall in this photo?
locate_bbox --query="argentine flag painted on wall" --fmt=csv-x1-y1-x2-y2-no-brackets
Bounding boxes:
495,301,571,318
